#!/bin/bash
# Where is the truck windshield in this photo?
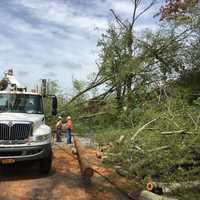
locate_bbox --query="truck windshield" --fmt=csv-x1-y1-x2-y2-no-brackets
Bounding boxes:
0,94,43,114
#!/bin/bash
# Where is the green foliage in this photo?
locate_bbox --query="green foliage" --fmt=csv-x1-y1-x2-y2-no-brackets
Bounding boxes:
96,92,200,182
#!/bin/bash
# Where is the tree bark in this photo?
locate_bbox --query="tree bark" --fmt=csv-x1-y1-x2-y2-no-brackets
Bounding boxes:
139,190,178,200
161,130,191,135
147,181,200,194
73,136,94,178
116,84,123,110
128,190,178,200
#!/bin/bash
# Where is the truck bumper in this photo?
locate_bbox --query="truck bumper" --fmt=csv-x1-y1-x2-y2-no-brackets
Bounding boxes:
0,144,51,162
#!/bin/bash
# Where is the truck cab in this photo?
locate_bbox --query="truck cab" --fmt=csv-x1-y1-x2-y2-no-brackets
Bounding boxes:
0,70,56,174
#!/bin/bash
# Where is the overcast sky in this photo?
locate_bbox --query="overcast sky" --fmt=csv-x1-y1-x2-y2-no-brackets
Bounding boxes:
0,0,162,95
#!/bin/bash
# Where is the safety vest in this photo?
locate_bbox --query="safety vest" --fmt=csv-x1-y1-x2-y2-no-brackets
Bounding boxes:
56,120,62,129
66,120,72,129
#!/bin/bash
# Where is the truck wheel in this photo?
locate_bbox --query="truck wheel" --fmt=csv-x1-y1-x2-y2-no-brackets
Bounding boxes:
39,153,52,175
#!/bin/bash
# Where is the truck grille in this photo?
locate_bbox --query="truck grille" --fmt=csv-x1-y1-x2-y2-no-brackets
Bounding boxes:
0,121,33,141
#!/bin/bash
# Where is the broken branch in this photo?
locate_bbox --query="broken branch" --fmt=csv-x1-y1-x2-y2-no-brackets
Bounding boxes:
161,130,191,135
147,181,200,194
131,118,158,142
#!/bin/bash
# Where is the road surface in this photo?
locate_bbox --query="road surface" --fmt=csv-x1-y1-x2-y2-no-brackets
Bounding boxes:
0,143,129,200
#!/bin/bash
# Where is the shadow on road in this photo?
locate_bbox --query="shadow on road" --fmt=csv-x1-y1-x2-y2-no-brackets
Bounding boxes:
0,161,55,181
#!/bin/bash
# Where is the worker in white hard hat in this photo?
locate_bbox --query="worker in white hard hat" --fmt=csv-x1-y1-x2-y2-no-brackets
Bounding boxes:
55,116,62,142
66,116,73,144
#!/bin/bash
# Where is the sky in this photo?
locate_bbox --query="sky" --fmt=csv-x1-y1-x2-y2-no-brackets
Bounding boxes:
0,0,162,95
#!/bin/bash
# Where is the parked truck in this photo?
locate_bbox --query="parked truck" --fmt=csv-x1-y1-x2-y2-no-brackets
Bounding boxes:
0,69,57,174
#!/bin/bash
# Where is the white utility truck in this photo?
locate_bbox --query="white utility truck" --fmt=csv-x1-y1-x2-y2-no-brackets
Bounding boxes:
0,69,57,174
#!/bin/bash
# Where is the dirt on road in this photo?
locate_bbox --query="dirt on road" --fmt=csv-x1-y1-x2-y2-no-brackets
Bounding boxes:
0,144,131,200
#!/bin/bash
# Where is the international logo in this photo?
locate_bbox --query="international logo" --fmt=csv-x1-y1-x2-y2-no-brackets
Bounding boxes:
8,121,13,128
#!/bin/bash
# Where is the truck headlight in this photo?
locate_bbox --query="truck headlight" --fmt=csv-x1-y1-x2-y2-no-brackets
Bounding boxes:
35,134,50,142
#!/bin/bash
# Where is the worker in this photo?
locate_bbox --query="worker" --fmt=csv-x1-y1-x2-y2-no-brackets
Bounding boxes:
55,116,62,142
66,116,73,144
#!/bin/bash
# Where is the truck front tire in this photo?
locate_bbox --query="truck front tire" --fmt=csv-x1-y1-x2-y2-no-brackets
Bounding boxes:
39,151,52,174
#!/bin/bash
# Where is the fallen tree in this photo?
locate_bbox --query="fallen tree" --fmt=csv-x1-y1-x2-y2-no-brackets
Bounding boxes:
100,98,200,182
68,76,111,104
73,136,94,178
128,190,178,200
146,181,200,194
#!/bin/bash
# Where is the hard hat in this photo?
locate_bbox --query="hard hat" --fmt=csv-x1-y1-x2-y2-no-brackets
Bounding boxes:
67,116,71,120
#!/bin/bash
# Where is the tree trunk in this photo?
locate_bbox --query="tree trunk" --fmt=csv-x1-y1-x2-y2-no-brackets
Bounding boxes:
73,136,94,178
147,181,200,194
139,190,178,200
116,84,123,110
127,75,133,110
126,26,134,110
128,190,178,200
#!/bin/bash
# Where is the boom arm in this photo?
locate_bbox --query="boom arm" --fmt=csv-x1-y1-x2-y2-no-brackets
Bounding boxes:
0,69,26,92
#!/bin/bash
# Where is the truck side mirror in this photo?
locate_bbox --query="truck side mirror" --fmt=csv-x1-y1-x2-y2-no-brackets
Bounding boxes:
51,95,57,115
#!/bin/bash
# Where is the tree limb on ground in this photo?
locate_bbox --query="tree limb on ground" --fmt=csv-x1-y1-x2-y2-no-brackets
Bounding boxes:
147,181,200,194
161,130,191,135
128,190,178,200
131,118,159,142
147,145,170,153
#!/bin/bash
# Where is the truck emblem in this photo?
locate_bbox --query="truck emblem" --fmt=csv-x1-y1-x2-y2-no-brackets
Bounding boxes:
8,121,13,127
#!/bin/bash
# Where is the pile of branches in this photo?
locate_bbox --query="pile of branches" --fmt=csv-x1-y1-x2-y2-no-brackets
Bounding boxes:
101,97,200,183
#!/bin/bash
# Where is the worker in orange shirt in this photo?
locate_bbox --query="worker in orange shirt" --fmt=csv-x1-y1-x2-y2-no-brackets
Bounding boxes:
66,116,73,144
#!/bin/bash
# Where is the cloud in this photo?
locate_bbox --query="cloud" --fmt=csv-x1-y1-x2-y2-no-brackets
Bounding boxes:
43,63,56,69
0,0,160,91
17,70,29,76
62,61,82,69
42,61,82,70
17,0,108,31
46,71,57,77
112,1,134,15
